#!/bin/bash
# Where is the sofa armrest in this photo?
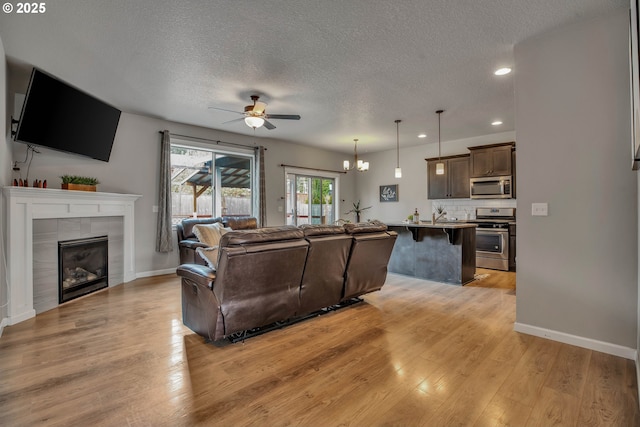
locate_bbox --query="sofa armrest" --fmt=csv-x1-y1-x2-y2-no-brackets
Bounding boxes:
179,240,209,250
177,263,224,341
177,264,217,289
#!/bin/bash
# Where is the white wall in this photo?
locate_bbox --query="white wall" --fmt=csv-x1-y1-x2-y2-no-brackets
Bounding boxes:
5,101,356,276
355,131,515,222
514,9,637,351
0,35,9,329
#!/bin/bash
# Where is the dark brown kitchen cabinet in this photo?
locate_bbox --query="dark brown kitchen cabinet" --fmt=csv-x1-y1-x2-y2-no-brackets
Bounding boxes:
426,155,470,199
469,142,514,177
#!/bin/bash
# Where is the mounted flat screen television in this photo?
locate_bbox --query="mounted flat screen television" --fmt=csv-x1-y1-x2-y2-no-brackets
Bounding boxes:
14,68,121,162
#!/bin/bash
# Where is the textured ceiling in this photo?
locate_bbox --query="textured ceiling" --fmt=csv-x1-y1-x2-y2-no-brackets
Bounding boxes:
0,0,627,154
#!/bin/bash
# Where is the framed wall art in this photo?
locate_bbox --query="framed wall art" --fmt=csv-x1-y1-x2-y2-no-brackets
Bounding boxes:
379,184,398,202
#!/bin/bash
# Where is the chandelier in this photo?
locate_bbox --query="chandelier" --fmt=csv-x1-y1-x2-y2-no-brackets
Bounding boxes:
343,139,369,172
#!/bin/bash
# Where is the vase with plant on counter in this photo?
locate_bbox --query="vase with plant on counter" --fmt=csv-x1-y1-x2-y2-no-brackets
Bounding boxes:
432,205,447,224
345,200,371,223
60,175,100,192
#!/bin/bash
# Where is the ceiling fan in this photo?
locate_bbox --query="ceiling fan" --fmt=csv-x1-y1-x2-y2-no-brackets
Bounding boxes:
210,95,301,130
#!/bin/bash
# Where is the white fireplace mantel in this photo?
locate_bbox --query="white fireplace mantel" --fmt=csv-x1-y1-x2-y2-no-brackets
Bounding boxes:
2,186,142,325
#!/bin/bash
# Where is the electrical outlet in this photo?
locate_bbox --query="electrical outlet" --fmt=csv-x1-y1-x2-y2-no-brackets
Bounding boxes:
277,205,283,212
531,203,548,216
152,205,159,213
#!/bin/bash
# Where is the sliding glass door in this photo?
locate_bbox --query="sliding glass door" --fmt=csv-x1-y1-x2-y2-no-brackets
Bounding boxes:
286,173,335,226
170,144,254,224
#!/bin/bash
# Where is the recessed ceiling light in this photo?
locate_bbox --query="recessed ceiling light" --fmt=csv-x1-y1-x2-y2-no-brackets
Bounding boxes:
491,121,503,126
418,133,427,138
494,67,512,76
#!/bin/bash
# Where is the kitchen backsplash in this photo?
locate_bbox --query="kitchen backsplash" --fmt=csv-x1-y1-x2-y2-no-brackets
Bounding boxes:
430,198,517,220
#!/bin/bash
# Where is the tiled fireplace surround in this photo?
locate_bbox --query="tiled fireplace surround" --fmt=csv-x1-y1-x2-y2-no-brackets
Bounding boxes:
2,187,141,325
34,217,123,313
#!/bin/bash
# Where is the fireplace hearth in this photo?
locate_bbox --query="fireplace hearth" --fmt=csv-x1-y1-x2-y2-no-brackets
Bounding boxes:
58,236,108,303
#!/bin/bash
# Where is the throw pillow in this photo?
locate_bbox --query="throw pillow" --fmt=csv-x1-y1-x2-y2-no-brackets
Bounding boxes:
196,246,219,269
193,223,223,247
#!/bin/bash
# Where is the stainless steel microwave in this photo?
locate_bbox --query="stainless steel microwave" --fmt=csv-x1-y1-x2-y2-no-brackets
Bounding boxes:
470,176,513,199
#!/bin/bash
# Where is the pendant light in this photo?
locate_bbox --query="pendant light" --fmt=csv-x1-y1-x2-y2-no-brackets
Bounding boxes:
394,119,402,178
343,139,369,172
435,110,445,175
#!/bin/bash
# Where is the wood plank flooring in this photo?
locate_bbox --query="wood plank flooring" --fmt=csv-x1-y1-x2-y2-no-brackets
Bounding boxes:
0,273,637,426
466,268,516,291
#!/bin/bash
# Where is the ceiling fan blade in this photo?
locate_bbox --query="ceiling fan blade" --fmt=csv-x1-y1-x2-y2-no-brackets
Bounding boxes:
253,101,267,114
221,117,246,125
263,120,276,130
208,106,244,115
266,114,301,120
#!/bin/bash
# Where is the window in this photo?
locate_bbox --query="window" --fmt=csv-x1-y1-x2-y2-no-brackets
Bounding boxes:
170,142,255,225
285,170,339,226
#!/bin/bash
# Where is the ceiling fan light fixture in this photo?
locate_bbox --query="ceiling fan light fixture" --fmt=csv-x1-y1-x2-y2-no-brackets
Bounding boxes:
244,116,265,128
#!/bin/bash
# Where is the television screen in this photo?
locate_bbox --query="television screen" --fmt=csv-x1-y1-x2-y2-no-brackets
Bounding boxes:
14,68,121,162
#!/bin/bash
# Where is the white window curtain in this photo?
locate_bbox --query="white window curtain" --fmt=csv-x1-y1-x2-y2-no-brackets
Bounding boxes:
156,130,173,252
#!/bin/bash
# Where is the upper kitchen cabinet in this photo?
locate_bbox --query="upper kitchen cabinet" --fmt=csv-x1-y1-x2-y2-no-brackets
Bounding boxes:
468,142,515,177
426,154,470,199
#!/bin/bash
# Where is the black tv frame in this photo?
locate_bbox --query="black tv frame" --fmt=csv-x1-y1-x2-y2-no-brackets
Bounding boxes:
14,68,121,162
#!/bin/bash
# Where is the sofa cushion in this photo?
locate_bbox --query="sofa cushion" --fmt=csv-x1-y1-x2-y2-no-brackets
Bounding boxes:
193,223,231,247
219,226,303,247
196,246,219,269
223,216,258,230
299,224,345,237
343,220,387,234
179,217,222,240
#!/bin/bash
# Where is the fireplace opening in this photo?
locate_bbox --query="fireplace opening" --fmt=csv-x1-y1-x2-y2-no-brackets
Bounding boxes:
58,236,108,303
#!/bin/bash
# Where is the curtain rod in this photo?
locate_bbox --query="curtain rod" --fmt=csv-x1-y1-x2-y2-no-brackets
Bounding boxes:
158,131,262,150
280,163,347,174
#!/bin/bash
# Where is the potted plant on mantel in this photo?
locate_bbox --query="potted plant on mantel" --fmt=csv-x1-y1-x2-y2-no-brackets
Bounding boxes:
60,175,99,192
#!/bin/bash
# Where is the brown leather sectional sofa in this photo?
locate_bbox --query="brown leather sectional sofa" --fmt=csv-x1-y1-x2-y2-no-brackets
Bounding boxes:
176,221,397,342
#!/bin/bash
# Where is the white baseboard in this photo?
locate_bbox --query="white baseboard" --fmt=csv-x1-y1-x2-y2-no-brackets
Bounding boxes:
0,317,8,337
514,322,637,360
135,268,177,279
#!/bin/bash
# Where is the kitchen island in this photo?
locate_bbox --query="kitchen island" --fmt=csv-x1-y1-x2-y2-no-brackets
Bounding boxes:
387,222,477,285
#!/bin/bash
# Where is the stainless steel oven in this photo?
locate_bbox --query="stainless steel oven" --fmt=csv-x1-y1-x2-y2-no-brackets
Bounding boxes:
476,226,509,271
469,208,515,271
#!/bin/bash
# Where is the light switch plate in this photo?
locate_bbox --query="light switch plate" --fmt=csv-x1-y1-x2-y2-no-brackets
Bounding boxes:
152,205,159,213
531,203,548,216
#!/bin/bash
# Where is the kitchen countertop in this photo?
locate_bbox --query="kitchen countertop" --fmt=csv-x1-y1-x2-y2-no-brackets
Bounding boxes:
386,221,478,229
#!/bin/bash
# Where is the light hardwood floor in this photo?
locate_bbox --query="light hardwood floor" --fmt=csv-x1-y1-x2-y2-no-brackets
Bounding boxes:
466,268,516,291
0,273,637,426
